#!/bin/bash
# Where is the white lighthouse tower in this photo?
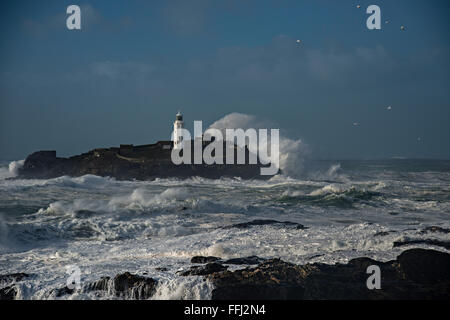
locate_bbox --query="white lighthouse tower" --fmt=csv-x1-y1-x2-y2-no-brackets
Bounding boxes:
173,111,184,149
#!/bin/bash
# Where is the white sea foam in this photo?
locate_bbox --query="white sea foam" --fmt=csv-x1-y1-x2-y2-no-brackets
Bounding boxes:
0,160,24,180
1,157,450,299
208,113,309,177
309,184,346,196
151,277,214,300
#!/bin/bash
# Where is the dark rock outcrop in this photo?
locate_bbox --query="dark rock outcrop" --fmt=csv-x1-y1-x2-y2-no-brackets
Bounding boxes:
225,219,305,230
395,249,450,284
190,255,266,266
53,273,157,299
207,249,450,300
179,263,228,276
18,140,271,181
155,267,168,272
0,273,30,300
53,286,75,297
373,231,396,237
191,256,221,264
4,249,449,300
0,273,29,284
0,286,17,300
85,276,111,292
223,256,266,265
111,272,157,299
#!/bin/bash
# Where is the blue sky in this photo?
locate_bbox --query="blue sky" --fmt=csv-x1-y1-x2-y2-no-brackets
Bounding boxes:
0,0,449,160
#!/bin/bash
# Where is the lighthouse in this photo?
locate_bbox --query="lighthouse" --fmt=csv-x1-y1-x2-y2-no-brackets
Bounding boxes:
173,111,184,149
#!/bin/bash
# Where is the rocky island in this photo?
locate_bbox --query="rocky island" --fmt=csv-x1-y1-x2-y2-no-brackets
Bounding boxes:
17,112,271,181
17,141,267,181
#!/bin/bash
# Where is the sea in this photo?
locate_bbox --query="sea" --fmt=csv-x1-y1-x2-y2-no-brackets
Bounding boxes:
0,158,449,299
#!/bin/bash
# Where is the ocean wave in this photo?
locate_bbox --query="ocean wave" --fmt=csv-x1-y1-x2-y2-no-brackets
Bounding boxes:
208,112,309,177
279,184,383,208
0,160,24,180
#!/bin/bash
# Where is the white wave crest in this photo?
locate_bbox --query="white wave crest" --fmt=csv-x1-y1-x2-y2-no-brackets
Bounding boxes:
0,159,24,180
208,113,308,177
151,277,214,300
38,187,190,216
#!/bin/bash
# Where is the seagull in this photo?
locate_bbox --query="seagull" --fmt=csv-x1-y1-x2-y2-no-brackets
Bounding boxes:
400,25,406,31
296,39,301,44
353,122,359,126
387,105,392,110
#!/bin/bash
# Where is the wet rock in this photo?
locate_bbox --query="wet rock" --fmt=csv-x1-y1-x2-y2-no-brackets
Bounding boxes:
111,272,157,299
0,286,17,300
0,273,29,284
393,239,450,250
191,256,221,264
83,273,157,299
208,259,306,299
85,276,111,291
155,267,168,272
225,219,305,230
53,286,75,297
0,273,30,300
223,256,266,265
179,262,228,276
395,248,450,284
207,249,450,300
52,273,157,299
373,231,396,237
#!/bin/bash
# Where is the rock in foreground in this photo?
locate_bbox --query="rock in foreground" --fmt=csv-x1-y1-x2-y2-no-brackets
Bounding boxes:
52,272,157,299
179,263,228,276
208,249,450,300
224,219,305,230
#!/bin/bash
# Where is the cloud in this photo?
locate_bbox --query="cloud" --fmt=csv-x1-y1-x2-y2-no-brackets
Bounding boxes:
177,35,398,93
3,33,448,109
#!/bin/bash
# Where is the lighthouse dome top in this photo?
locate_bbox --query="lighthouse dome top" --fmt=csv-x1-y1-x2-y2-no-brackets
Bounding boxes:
176,111,183,121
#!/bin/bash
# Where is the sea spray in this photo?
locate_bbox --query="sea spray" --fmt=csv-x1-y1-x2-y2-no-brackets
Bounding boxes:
208,113,308,177
0,159,24,180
